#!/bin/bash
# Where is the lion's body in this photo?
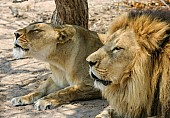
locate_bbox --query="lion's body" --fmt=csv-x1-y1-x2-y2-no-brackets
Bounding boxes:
11,23,103,110
87,10,170,118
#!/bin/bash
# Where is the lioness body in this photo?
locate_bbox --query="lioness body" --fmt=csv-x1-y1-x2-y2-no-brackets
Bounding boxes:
11,23,103,110
87,10,170,117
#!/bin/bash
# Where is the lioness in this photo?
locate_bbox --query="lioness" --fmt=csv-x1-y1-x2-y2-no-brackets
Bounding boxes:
11,22,103,110
87,10,170,118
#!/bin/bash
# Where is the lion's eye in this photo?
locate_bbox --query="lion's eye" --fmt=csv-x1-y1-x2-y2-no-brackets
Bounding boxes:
111,47,124,53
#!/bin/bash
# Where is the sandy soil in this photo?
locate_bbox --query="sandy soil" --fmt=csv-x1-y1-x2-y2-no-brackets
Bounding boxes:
0,0,122,117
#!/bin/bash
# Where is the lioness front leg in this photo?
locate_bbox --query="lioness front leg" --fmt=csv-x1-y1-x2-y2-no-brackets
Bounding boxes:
34,84,101,110
11,77,60,106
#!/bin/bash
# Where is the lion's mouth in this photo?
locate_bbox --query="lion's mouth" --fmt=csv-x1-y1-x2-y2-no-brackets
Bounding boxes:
91,72,112,86
14,43,29,51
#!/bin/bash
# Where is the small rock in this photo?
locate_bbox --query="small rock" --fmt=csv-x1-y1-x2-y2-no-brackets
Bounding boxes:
9,6,19,17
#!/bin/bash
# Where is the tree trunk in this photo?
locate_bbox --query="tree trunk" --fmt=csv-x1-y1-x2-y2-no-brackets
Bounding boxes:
51,0,88,29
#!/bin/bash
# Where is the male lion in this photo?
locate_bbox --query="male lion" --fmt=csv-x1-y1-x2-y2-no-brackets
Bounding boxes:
11,22,103,110
86,10,170,118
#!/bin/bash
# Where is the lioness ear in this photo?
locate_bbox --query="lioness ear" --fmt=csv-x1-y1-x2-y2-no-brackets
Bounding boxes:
58,26,76,43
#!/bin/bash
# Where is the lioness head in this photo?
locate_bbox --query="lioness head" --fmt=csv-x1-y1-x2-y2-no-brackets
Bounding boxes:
13,22,75,60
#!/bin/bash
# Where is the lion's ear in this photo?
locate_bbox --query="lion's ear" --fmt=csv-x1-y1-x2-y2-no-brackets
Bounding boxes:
158,30,170,48
97,33,108,44
57,26,76,43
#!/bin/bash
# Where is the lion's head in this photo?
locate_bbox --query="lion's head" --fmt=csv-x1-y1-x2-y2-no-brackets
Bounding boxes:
13,22,75,60
87,10,170,117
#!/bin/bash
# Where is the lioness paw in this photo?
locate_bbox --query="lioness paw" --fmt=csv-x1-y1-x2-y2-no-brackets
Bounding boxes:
11,96,30,106
34,99,57,111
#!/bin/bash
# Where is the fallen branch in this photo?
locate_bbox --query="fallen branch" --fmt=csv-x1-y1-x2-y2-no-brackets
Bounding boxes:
159,0,170,8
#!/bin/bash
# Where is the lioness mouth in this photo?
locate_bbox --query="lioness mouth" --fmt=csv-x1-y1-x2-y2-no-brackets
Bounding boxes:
14,43,29,51
91,72,112,86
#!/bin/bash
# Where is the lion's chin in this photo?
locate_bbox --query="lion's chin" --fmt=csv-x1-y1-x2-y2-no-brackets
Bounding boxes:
13,47,26,59
94,80,106,91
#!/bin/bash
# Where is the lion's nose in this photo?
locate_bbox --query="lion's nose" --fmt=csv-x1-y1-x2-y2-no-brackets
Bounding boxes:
88,61,97,67
14,32,21,39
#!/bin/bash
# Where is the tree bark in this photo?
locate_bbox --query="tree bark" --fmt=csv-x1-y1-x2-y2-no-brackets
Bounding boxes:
51,0,88,29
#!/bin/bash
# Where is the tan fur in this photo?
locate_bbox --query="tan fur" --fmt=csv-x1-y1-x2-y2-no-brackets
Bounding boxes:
11,23,103,110
86,10,170,118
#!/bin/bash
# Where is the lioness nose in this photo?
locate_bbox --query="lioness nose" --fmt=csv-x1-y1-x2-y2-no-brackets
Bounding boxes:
88,61,97,67
14,32,21,39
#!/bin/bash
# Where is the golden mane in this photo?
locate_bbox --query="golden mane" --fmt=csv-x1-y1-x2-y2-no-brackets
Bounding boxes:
103,10,170,117
109,10,170,51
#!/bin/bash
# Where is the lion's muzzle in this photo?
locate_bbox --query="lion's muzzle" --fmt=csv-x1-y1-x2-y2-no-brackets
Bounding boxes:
91,72,112,86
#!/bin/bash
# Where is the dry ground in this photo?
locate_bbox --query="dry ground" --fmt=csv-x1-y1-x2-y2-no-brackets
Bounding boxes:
0,0,122,117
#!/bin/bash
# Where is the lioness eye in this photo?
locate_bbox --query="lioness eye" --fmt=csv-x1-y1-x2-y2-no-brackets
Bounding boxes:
30,29,43,33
